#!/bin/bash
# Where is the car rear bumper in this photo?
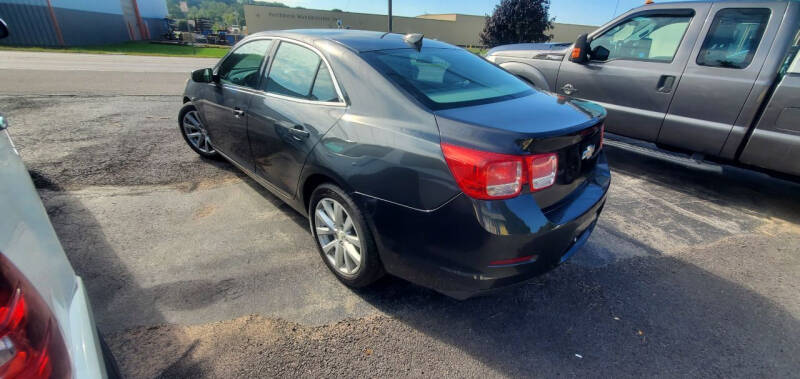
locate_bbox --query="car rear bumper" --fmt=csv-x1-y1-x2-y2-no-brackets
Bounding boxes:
355,152,611,299
64,276,109,378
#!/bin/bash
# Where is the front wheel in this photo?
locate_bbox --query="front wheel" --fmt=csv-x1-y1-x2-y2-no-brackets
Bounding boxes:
179,103,219,159
309,184,384,288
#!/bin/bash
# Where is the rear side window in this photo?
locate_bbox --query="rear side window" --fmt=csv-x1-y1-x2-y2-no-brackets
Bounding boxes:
311,65,338,102
217,39,273,89
264,42,339,102
697,8,771,69
589,12,693,62
363,48,532,110
787,30,800,74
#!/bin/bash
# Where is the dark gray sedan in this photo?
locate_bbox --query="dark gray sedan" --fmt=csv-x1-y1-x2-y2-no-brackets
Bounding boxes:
178,29,610,299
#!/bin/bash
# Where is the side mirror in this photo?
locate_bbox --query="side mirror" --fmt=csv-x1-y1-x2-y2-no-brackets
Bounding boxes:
191,68,217,83
591,45,610,62
569,33,590,64
0,18,9,40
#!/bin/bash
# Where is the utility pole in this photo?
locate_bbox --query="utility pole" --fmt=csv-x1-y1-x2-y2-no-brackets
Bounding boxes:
388,0,392,32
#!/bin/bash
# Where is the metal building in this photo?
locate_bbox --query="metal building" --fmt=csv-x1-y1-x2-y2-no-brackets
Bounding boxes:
0,0,168,46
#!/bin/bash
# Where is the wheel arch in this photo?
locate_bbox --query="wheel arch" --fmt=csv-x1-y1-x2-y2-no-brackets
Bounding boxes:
499,61,551,91
300,169,350,212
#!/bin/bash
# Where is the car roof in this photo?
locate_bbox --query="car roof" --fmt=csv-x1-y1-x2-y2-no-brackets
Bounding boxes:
246,29,458,52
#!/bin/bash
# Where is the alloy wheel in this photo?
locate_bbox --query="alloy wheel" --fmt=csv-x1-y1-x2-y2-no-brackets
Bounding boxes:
314,198,362,276
182,110,214,154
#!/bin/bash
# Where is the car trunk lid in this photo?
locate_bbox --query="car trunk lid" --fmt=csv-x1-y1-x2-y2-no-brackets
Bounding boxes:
434,92,606,209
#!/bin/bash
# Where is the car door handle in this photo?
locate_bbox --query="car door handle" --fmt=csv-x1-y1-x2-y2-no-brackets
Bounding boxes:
287,125,310,141
657,75,676,93
233,107,245,118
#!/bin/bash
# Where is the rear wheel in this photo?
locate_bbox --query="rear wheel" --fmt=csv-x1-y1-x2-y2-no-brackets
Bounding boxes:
179,103,219,159
309,184,384,288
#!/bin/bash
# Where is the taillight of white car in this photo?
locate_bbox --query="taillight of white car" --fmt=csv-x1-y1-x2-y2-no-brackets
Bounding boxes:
0,255,70,378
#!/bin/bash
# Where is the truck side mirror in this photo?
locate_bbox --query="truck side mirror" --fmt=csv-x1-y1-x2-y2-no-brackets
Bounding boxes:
569,33,590,64
0,18,9,39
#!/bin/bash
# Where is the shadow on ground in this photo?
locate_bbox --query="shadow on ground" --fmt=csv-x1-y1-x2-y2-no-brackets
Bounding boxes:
604,146,800,224
32,137,800,377
32,170,216,377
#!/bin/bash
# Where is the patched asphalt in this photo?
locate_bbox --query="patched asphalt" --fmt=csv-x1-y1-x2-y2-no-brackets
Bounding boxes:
0,52,797,378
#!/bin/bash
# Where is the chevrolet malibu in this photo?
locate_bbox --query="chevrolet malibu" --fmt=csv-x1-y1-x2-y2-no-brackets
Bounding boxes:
179,29,610,299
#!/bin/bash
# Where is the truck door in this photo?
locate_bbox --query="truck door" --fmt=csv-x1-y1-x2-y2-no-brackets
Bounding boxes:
657,2,788,156
555,5,709,142
738,24,800,176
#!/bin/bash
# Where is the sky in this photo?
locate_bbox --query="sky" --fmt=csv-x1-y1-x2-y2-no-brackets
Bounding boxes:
257,0,683,26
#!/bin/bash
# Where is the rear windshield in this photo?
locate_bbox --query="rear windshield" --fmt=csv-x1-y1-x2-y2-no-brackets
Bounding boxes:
363,48,533,110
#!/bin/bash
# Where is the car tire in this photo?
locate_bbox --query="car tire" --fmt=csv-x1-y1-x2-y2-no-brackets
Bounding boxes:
98,330,122,379
179,103,220,159
309,183,384,288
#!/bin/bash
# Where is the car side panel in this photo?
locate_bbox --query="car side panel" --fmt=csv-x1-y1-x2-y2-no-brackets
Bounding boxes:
201,85,255,167
555,3,711,142
720,1,800,159
248,93,346,197
738,72,800,175
0,129,107,377
657,2,790,156
497,60,561,91
303,40,461,211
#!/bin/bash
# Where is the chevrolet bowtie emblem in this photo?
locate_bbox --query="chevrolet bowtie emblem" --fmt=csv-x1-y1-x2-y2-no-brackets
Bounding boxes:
581,144,596,160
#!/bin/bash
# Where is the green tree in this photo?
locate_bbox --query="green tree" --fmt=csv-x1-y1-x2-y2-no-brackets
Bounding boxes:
480,0,554,47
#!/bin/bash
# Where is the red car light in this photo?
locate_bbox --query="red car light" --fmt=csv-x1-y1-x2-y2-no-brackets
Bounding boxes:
0,255,70,379
441,143,558,199
529,154,558,190
441,143,525,199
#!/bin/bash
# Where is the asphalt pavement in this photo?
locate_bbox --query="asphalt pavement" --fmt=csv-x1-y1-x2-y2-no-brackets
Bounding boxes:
0,52,798,378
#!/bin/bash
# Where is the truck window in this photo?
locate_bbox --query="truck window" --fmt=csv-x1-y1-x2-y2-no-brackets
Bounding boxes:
782,30,800,74
696,8,771,69
589,12,693,63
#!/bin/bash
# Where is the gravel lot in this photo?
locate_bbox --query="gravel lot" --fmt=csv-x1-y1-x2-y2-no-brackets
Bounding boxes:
1,52,798,378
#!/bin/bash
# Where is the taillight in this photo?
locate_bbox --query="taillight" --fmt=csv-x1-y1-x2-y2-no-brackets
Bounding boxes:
0,255,70,379
441,143,558,200
530,154,558,190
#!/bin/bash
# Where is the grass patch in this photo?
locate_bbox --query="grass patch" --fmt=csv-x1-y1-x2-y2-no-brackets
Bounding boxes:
0,41,230,58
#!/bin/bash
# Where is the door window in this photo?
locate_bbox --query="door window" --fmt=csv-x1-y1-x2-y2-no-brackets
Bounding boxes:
696,8,771,69
589,12,693,62
217,39,273,88
310,64,338,102
265,42,340,102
